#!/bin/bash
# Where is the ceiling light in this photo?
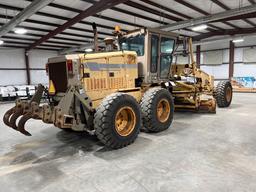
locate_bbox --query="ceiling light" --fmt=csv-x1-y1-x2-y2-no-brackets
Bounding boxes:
0,40,4,45
14,28,27,34
192,24,208,31
85,48,93,52
232,38,244,43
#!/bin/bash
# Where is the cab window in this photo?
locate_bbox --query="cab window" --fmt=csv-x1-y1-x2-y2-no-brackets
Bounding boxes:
120,34,145,56
160,37,175,79
150,34,159,73
161,37,174,54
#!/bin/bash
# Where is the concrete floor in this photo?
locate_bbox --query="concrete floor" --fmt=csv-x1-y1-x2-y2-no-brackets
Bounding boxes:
0,93,256,192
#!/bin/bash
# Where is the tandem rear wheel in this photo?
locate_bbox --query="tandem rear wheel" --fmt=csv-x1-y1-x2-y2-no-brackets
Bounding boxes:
94,88,174,149
140,87,174,132
94,93,141,149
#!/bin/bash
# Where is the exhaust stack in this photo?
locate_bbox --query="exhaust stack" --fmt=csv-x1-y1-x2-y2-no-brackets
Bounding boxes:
92,22,98,52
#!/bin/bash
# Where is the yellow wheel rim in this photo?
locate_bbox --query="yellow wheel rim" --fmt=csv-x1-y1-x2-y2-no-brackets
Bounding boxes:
226,87,232,102
115,106,136,137
157,99,171,123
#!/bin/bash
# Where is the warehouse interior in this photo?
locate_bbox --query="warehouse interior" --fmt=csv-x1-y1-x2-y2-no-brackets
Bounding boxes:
0,0,256,191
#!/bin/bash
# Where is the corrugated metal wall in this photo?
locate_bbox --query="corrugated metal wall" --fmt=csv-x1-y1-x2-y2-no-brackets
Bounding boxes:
200,47,256,80
0,47,255,85
0,49,57,86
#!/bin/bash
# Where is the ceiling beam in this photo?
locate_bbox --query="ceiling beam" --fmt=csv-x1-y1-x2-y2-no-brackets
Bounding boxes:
60,41,105,55
0,0,54,37
211,0,229,10
124,1,210,33
27,0,129,50
125,1,182,22
1,35,82,47
139,0,192,19
193,33,256,46
82,0,202,35
2,40,70,49
59,0,208,54
0,4,111,42
248,0,256,4
173,0,240,29
193,27,256,41
0,45,60,51
4,0,143,30
137,0,221,33
214,12,256,22
211,0,256,27
159,4,256,31
81,0,179,27
26,0,142,29
8,32,86,43
0,14,112,38
25,0,130,32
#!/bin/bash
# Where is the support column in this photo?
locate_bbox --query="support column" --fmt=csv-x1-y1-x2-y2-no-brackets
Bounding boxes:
25,50,31,85
196,45,201,68
229,41,235,79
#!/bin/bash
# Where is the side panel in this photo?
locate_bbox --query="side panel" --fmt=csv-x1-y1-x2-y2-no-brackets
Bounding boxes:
80,52,138,108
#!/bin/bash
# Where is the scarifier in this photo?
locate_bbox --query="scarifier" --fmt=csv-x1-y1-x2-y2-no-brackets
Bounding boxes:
3,27,232,149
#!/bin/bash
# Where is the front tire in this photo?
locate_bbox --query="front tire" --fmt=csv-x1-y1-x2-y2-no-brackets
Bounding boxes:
215,81,233,107
94,93,141,149
140,87,174,132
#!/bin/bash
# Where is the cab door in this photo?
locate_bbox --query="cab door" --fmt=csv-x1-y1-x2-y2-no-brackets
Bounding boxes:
158,36,175,80
149,33,175,81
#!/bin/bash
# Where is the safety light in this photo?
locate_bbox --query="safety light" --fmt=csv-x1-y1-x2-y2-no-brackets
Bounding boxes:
67,60,73,74
0,40,4,45
115,25,121,32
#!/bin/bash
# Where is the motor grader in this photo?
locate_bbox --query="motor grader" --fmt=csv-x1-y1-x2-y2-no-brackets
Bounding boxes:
3,27,232,149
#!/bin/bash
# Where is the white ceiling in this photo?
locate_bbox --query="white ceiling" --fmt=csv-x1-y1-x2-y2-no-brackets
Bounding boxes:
0,0,255,51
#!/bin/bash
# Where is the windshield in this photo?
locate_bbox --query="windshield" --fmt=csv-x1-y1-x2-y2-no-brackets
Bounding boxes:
119,34,145,56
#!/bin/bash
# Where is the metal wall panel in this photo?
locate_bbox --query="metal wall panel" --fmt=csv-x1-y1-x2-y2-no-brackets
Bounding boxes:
243,47,256,63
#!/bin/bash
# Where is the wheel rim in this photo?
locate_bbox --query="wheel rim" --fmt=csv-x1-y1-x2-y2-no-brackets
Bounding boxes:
157,99,171,123
115,106,136,137
226,87,232,102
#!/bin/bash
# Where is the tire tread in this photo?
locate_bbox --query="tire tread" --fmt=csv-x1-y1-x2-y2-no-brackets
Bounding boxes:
140,87,174,132
94,93,140,149
216,81,232,108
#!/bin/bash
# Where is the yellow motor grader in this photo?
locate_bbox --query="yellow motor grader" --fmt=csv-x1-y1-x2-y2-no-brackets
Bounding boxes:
3,27,232,149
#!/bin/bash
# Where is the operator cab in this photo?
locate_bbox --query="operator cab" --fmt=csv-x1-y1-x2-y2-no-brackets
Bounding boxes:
118,28,178,84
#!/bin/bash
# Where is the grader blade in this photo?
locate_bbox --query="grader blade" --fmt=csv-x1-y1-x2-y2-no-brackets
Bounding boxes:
17,112,33,136
198,96,217,113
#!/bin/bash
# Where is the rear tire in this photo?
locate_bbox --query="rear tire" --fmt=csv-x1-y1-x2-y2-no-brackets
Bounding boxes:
140,87,174,132
215,81,233,108
94,93,141,149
